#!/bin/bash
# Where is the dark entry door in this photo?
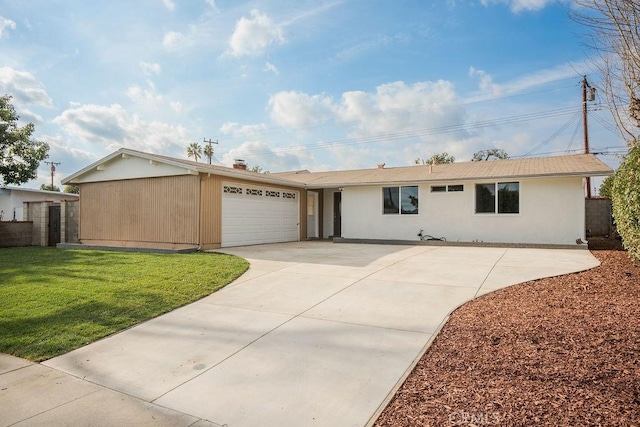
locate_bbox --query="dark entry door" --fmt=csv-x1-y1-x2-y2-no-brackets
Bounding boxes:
48,205,61,246
333,191,342,238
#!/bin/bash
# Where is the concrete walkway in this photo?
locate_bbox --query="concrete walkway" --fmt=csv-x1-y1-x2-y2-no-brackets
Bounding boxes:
2,242,599,426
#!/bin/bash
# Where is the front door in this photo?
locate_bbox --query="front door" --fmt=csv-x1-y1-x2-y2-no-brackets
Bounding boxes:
307,191,319,239
333,191,341,238
48,205,61,246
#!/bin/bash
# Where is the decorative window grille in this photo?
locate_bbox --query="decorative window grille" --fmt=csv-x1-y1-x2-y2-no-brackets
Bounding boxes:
246,188,263,196
282,192,296,199
223,185,243,194
266,190,280,198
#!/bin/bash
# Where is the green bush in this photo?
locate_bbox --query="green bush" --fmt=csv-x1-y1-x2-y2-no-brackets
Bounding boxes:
612,145,640,260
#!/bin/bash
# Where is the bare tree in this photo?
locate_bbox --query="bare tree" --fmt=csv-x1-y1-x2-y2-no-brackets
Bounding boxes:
572,0,640,146
471,148,509,161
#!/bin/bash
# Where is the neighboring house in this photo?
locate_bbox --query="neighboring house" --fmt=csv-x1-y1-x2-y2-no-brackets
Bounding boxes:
62,148,612,249
0,186,79,221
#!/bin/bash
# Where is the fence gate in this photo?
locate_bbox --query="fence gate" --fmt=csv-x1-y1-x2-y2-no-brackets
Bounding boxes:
48,204,61,246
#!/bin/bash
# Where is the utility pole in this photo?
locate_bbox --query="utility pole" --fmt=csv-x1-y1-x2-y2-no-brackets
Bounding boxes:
203,138,218,165
44,161,61,190
582,76,596,198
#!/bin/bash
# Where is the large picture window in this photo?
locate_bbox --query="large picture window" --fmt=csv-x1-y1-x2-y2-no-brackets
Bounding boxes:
383,186,418,215
475,182,519,214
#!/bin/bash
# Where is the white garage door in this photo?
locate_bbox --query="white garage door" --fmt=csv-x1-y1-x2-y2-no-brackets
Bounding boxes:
222,183,299,247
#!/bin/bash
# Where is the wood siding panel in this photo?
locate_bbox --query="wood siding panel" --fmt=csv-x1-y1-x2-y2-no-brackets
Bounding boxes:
80,175,199,244
200,175,222,246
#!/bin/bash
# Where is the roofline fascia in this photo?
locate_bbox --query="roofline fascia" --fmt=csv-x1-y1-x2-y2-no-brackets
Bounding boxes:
302,170,614,189
61,148,307,188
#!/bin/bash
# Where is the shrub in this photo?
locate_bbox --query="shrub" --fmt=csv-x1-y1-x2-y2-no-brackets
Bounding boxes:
612,145,640,260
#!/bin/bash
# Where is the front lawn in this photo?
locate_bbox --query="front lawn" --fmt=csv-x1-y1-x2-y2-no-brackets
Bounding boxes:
0,247,248,362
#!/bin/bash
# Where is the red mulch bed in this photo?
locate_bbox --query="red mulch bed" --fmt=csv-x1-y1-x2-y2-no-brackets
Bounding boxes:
375,238,640,426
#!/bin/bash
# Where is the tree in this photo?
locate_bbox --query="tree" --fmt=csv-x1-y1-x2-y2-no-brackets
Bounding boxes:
471,148,509,161
186,143,202,162
0,95,49,186
572,0,640,146
203,144,214,164
415,152,455,165
40,183,60,192
573,1,640,258
64,184,80,194
249,164,262,173
598,175,614,198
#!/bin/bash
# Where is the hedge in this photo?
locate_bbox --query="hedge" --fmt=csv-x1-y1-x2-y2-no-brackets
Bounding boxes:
612,145,640,260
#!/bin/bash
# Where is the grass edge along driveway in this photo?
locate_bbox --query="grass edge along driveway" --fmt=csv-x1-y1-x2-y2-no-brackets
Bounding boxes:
0,247,249,362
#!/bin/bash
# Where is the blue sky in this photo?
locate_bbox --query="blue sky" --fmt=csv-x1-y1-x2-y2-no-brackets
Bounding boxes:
0,0,624,190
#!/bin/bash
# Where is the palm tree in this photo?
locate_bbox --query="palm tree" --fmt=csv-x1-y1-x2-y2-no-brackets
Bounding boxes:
203,144,214,164
187,143,202,162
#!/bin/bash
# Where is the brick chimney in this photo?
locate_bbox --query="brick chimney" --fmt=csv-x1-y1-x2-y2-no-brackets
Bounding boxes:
233,159,247,170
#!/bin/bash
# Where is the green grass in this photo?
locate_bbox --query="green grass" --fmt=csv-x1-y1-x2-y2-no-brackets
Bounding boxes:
0,247,249,362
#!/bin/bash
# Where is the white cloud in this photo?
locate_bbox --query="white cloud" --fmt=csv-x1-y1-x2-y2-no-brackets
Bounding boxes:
227,10,284,57
220,121,267,138
268,91,336,129
269,80,467,143
265,80,491,165
0,66,53,107
140,61,161,75
162,0,176,11
15,108,43,124
163,31,186,48
126,83,163,104
204,0,218,11
0,16,16,38
264,61,279,75
170,101,184,113
480,0,555,13
52,103,190,153
469,67,502,94
221,140,306,171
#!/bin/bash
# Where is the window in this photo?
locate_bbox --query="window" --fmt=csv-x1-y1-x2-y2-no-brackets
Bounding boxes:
431,185,463,193
498,182,519,213
475,182,519,214
266,190,280,198
383,186,418,215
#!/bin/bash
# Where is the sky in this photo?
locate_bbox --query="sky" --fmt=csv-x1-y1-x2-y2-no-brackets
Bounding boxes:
0,0,626,191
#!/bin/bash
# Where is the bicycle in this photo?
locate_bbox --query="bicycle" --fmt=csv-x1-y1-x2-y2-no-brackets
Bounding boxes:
418,229,446,241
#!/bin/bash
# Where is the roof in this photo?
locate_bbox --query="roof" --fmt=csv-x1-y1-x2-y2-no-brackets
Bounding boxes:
0,186,79,198
272,154,613,188
63,149,613,188
62,148,306,188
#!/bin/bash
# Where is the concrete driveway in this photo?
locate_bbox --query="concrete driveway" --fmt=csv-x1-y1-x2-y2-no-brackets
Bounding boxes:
8,242,598,426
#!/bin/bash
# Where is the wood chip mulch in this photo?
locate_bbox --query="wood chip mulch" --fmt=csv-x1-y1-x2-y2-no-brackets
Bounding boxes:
375,238,640,426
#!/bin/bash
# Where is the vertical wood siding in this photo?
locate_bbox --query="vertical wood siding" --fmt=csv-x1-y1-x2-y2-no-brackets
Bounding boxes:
200,174,222,246
80,175,199,244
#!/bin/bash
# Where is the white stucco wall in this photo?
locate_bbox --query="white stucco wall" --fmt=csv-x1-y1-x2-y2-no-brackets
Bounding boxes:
340,177,586,245
0,188,79,221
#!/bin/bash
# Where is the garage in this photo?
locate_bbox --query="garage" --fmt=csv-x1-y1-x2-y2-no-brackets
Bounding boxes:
221,182,299,247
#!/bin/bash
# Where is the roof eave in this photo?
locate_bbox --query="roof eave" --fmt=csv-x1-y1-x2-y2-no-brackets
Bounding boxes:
302,170,614,188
